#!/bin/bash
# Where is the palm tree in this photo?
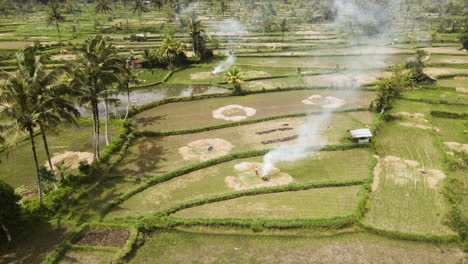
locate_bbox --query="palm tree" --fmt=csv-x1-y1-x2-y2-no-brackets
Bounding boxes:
188,16,207,58
120,62,138,120
15,47,79,187
96,0,113,14
225,66,244,95
280,18,288,44
47,0,65,52
131,0,149,25
70,35,124,160
152,0,164,10
160,34,185,67
0,73,44,204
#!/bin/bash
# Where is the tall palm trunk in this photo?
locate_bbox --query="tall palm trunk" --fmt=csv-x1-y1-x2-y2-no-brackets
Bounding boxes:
91,99,101,161
94,100,101,160
28,127,43,205
124,84,130,120
103,95,110,146
40,125,58,189
55,22,62,52
1,224,11,243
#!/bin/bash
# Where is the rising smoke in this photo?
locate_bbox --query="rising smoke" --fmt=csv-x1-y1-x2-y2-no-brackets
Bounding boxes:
261,0,416,176
212,19,246,73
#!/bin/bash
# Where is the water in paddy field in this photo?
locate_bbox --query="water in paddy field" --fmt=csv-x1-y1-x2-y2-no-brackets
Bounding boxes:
77,84,227,117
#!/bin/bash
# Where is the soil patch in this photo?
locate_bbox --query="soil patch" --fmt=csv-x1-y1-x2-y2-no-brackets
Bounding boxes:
225,162,293,190
303,72,390,87
212,105,256,121
46,151,94,170
179,138,233,161
246,80,286,89
302,95,346,109
242,71,270,78
399,122,440,132
456,88,468,93
262,135,298,145
444,142,468,153
74,227,130,248
256,127,293,135
190,72,220,80
375,156,445,189
392,112,427,122
424,67,468,76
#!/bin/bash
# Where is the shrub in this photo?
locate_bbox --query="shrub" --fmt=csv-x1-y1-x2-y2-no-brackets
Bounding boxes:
459,32,468,50
370,65,413,113
0,180,21,244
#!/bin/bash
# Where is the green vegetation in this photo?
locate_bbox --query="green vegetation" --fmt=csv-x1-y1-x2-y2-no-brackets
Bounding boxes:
0,0,467,262
130,231,464,264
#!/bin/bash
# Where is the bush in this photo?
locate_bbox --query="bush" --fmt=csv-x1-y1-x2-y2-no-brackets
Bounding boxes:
459,32,468,50
0,180,21,244
370,65,414,113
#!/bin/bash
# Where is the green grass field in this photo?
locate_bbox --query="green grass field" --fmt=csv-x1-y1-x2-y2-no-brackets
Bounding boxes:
0,120,121,188
133,90,374,131
129,231,464,264
173,185,361,219
107,149,370,218
1,1,467,262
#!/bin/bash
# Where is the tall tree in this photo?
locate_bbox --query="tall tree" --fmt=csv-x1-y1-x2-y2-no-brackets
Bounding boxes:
15,47,79,183
96,0,113,14
188,15,208,58
47,0,65,52
70,35,124,160
120,62,138,120
280,18,289,44
0,180,21,244
0,72,44,203
160,34,185,67
131,0,149,25
225,66,244,95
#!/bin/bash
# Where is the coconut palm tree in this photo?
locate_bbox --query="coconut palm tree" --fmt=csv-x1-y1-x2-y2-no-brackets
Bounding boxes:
47,0,65,52
0,73,44,204
280,18,288,44
120,62,138,120
15,47,79,186
160,34,185,67
131,0,149,25
96,0,113,14
188,16,207,58
225,66,244,95
70,35,124,160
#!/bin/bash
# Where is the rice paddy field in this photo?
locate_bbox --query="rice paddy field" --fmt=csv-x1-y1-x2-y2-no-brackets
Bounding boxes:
0,1,467,263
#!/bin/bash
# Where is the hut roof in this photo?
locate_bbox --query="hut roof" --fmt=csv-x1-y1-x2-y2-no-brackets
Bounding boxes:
349,128,373,138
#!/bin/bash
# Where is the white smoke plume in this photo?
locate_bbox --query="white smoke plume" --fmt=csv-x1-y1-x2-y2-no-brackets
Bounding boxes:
261,0,415,176
262,110,332,176
213,53,235,74
212,19,246,73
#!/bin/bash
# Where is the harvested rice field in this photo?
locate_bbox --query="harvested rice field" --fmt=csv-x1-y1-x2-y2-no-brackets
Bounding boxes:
130,231,465,264
2,1,467,263
133,90,374,131
173,185,361,219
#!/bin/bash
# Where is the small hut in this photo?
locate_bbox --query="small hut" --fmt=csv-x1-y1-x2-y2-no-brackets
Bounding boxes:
349,128,373,143
129,60,143,69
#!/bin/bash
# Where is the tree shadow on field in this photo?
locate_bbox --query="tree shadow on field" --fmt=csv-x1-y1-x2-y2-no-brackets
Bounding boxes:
0,219,68,264
119,138,168,178
135,115,166,128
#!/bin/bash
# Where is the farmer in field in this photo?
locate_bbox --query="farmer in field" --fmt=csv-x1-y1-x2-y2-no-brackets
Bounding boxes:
254,166,260,176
